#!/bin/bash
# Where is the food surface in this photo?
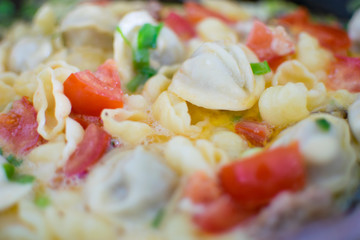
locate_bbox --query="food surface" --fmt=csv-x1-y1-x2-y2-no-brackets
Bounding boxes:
0,1,360,239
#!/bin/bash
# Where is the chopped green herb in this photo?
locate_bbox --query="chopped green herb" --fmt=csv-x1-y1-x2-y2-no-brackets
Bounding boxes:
250,61,271,75
6,154,23,167
116,26,132,47
151,208,165,228
133,48,150,70
137,23,164,49
35,195,51,208
316,118,331,132
232,115,242,122
2,163,15,180
11,174,35,184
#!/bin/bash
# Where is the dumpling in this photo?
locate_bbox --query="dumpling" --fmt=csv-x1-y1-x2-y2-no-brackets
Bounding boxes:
8,36,52,73
168,42,265,111
114,11,185,83
60,4,117,50
85,147,177,228
271,113,358,194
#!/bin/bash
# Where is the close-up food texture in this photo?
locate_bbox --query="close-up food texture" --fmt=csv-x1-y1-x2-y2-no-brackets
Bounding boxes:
1,0,360,239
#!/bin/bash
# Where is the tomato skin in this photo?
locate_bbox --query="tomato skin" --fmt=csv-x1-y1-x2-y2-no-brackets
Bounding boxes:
0,97,44,155
165,12,196,41
64,59,123,116
278,8,350,53
64,124,111,176
327,55,360,92
246,21,294,65
235,120,273,147
219,143,305,209
185,2,234,25
70,112,103,129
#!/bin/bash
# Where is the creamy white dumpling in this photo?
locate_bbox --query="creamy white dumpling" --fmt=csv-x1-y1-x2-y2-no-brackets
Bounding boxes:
60,4,117,50
114,11,185,83
8,36,52,73
85,147,177,227
169,42,265,111
272,113,357,194
348,97,360,143
0,156,33,211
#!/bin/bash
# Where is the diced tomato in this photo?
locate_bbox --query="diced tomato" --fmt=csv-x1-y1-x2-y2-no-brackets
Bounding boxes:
185,2,234,25
64,124,111,176
235,120,273,147
327,55,360,92
278,8,350,53
219,142,305,209
164,11,196,41
64,59,123,116
0,97,44,155
246,21,295,63
193,195,253,233
70,112,103,129
183,171,221,204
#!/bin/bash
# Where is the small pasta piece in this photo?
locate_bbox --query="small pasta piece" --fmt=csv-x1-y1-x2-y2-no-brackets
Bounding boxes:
169,42,265,111
0,72,19,111
296,33,333,80
61,118,85,167
152,91,201,137
33,61,79,140
33,4,56,35
210,129,248,160
259,82,309,127
85,147,177,227
196,18,238,43
164,136,213,175
0,157,33,211
202,0,249,21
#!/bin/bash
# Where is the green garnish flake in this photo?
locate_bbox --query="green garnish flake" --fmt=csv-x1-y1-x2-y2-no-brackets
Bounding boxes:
316,118,331,132
6,154,23,167
11,174,35,184
35,195,51,208
117,23,163,92
2,163,15,180
232,115,242,122
137,23,164,49
250,61,271,75
151,208,165,229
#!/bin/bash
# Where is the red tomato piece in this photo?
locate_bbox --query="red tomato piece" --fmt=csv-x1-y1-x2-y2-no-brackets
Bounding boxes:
64,124,111,176
193,195,253,233
219,142,306,209
0,97,44,155
235,120,273,147
278,8,350,53
183,171,221,204
327,55,360,92
185,2,234,25
164,11,196,41
64,59,123,116
246,20,294,62
70,112,103,129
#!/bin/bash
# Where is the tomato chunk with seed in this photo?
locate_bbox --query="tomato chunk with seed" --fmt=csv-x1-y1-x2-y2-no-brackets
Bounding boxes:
246,20,294,64
219,142,306,209
165,11,196,41
64,59,123,116
235,120,273,147
64,124,111,176
185,2,234,25
327,55,360,92
0,97,44,155
70,112,103,129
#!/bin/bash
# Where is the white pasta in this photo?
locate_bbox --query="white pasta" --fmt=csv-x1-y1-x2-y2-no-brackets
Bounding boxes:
85,147,177,229
169,42,265,111
196,18,238,43
0,72,19,111
152,91,201,137
259,82,310,126
61,118,84,167
33,61,78,140
210,129,248,160
33,4,56,35
272,113,357,194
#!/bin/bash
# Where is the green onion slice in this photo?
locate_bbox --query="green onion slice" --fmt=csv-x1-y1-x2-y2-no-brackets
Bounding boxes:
6,154,23,167
137,23,164,49
11,174,35,184
2,163,15,180
116,26,132,47
151,208,165,228
250,61,271,75
316,118,331,132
